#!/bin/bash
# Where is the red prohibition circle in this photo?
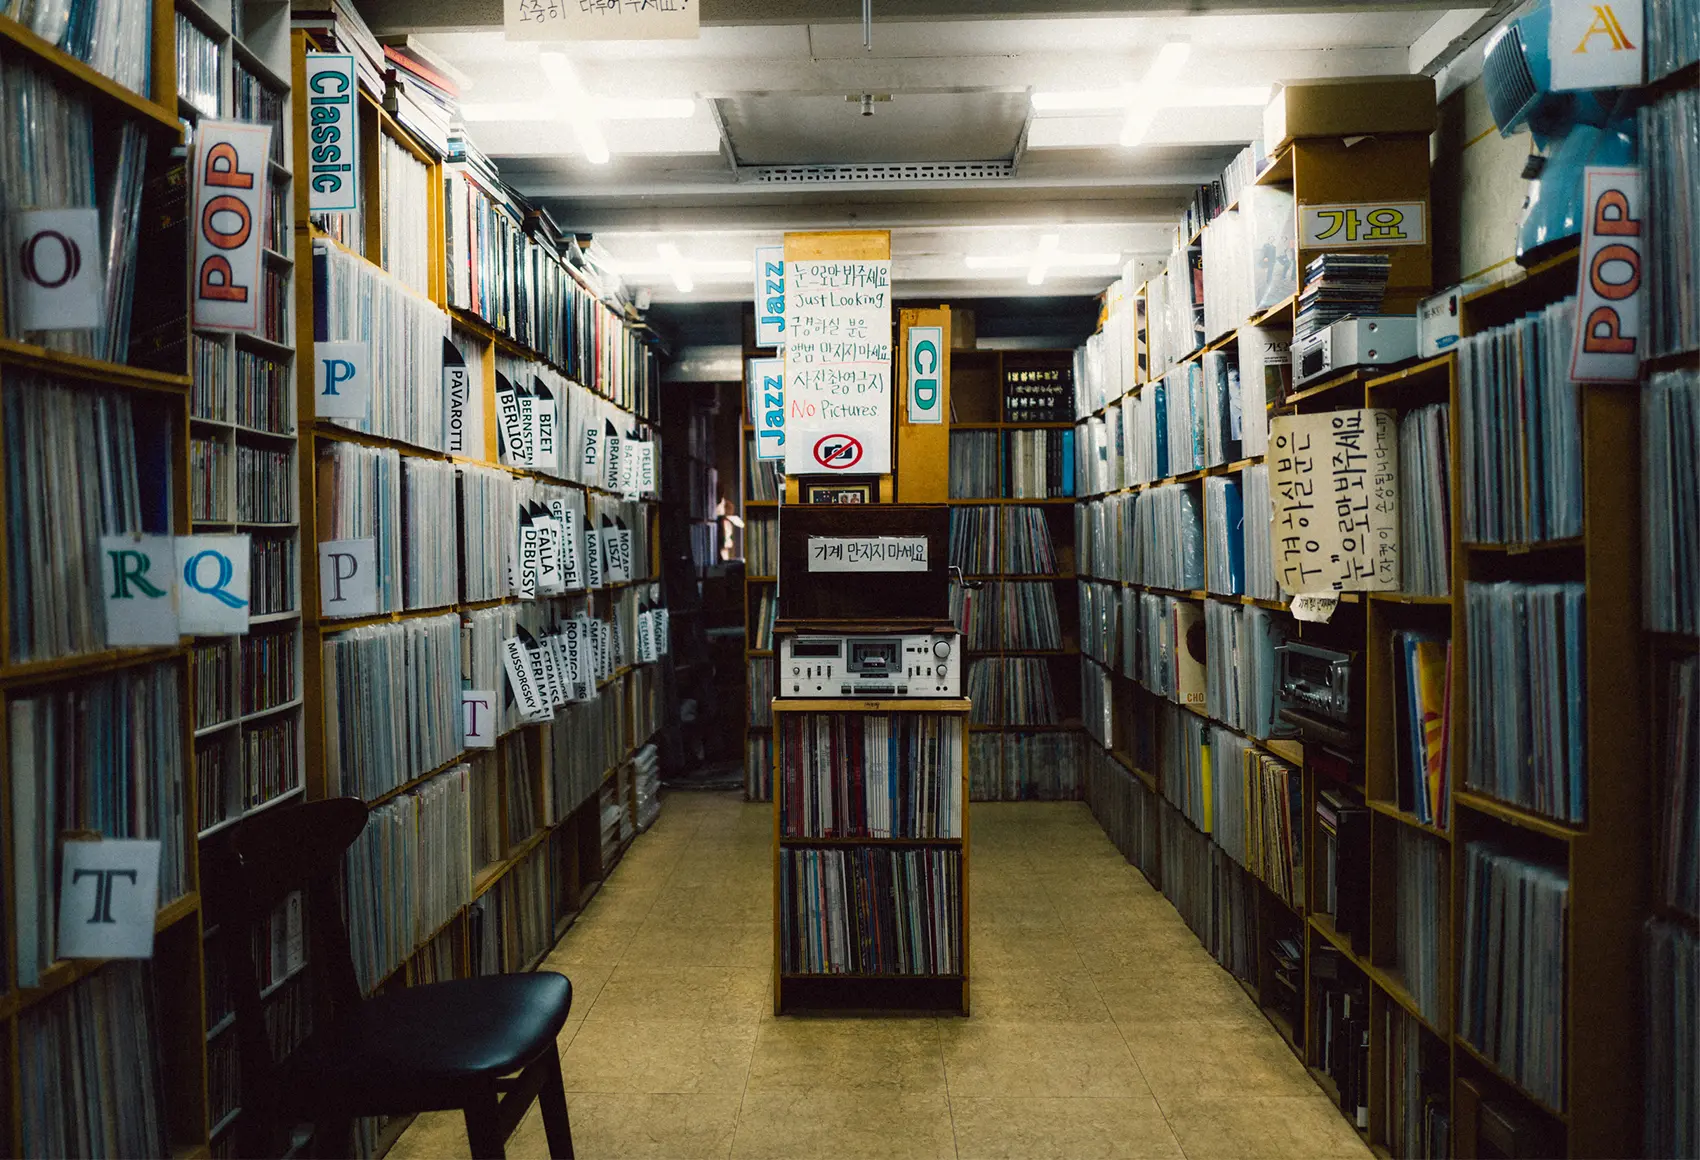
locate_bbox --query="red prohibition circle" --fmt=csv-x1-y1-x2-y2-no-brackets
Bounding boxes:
812,433,864,469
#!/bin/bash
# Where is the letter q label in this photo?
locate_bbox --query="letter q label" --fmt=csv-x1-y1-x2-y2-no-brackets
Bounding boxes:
315,341,371,418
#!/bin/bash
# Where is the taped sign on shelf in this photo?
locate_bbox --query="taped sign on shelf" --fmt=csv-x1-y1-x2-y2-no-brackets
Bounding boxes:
907,325,943,424
304,54,359,212
1550,0,1643,91
783,258,892,476
11,208,103,331
1269,409,1400,595
754,245,784,347
193,120,272,332
1570,166,1643,383
1299,201,1426,248
750,356,785,461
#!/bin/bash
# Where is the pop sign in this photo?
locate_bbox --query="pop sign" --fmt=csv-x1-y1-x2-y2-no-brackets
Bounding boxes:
1570,166,1643,383
192,121,273,332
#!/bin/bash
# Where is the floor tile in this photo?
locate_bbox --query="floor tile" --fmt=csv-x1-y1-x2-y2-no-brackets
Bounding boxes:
564,1092,741,1160
731,1090,956,1159
940,1020,1151,1098
587,964,772,1023
1121,1019,1315,1103
562,1019,758,1094
966,966,1113,1023
1163,1094,1373,1159
623,920,774,969
744,1017,945,1092
950,1095,1185,1160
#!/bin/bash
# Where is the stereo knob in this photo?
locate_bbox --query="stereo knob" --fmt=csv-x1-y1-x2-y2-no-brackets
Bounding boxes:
936,664,947,678
932,639,951,659
792,666,800,675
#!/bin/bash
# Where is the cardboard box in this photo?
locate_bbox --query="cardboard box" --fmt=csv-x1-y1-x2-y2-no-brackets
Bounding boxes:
1263,75,1437,149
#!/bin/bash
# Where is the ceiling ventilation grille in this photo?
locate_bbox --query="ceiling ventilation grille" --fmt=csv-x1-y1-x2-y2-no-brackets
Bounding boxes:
742,160,1016,185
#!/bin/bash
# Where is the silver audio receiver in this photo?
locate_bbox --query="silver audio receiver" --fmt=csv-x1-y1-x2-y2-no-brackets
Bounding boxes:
777,632,960,698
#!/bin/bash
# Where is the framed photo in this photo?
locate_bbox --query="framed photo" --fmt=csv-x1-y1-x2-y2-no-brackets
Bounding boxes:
805,480,873,504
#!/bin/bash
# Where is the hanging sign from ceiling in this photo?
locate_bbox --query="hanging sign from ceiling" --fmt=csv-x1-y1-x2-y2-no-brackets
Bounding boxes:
504,0,699,40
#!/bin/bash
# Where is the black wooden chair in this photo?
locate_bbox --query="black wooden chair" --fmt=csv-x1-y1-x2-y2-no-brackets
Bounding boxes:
203,796,574,1159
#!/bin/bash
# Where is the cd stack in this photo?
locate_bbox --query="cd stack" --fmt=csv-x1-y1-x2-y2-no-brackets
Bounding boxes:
1295,254,1391,342
746,441,781,502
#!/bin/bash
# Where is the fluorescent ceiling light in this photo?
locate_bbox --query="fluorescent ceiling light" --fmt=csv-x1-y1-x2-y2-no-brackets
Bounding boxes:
1027,233,1061,286
1121,41,1191,147
656,243,694,293
967,236,1121,283
462,97,700,123
538,52,610,164
597,97,697,120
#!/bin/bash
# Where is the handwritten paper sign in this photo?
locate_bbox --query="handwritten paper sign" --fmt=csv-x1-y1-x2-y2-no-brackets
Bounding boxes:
1269,410,1399,595
1299,202,1426,248
192,121,272,332
58,839,161,960
807,535,929,573
1571,167,1643,383
784,259,893,475
754,245,785,347
505,0,698,40
750,356,785,461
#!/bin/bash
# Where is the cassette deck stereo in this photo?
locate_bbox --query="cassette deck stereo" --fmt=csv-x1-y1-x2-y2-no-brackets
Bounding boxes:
777,632,960,698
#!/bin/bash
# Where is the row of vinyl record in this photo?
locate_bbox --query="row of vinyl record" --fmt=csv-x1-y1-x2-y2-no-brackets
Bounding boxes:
967,731,1083,801
196,715,301,834
965,656,1063,726
345,762,474,993
1658,654,1697,920
318,441,653,616
468,843,555,977
1161,798,1258,984
1084,745,1161,881
746,444,781,502
0,49,151,366
746,514,778,575
1457,299,1581,545
776,713,964,839
445,153,658,417
314,245,660,463
1644,918,1696,1160
1458,844,1567,1111
1643,86,1697,359
947,505,1061,575
949,580,1063,651
778,847,962,976
11,662,186,989
946,430,1075,499
1643,368,1698,635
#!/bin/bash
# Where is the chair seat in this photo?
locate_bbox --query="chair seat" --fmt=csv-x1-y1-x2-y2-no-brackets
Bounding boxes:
280,972,573,1115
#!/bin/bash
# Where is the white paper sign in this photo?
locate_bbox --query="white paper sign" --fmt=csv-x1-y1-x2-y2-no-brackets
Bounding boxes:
496,373,526,466
637,610,658,662
638,442,657,494
784,258,893,475
807,535,930,572
750,356,786,462
304,54,359,212
1299,202,1426,248
57,839,161,960
907,325,944,424
314,341,370,418
1269,410,1400,595
1550,0,1643,91
11,208,104,331
754,245,785,347
1289,593,1340,624
463,689,497,747
177,534,251,635
505,0,699,40
100,534,178,646
584,521,604,588
192,120,273,332
656,607,670,654
533,379,560,475
319,537,378,616
1570,167,1643,383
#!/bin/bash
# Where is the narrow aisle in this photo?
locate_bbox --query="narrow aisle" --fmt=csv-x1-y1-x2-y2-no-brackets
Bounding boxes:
392,792,1370,1160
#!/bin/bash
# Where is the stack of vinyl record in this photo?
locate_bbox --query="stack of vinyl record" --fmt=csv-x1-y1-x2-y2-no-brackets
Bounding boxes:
1295,253,1391,340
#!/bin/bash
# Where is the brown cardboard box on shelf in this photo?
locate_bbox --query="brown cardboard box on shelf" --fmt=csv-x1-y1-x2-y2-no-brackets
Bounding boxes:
1262,75,1437,150
949,306,976,349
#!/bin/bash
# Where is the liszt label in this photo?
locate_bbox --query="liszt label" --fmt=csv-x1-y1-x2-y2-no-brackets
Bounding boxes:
806,535,929,573
305,54,359,212
192,121,272,332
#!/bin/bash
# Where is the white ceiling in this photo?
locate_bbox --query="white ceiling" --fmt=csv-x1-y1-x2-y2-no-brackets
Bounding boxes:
400,4,1499,303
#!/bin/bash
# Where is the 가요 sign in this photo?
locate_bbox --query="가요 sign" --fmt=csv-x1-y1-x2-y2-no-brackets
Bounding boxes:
784,259,893,475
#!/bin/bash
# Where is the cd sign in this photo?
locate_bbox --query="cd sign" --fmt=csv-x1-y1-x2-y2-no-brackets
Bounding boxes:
812,434,863,470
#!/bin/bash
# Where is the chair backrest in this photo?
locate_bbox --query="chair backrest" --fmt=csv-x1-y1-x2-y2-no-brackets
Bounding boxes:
201,797,370,1157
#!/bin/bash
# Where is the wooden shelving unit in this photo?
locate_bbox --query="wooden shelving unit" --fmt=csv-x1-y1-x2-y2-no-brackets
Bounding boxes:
771,697,971,1015
946,346,1083,800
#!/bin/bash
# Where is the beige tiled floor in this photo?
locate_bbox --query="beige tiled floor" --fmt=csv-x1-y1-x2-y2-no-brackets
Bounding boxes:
392,792,1370,1160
